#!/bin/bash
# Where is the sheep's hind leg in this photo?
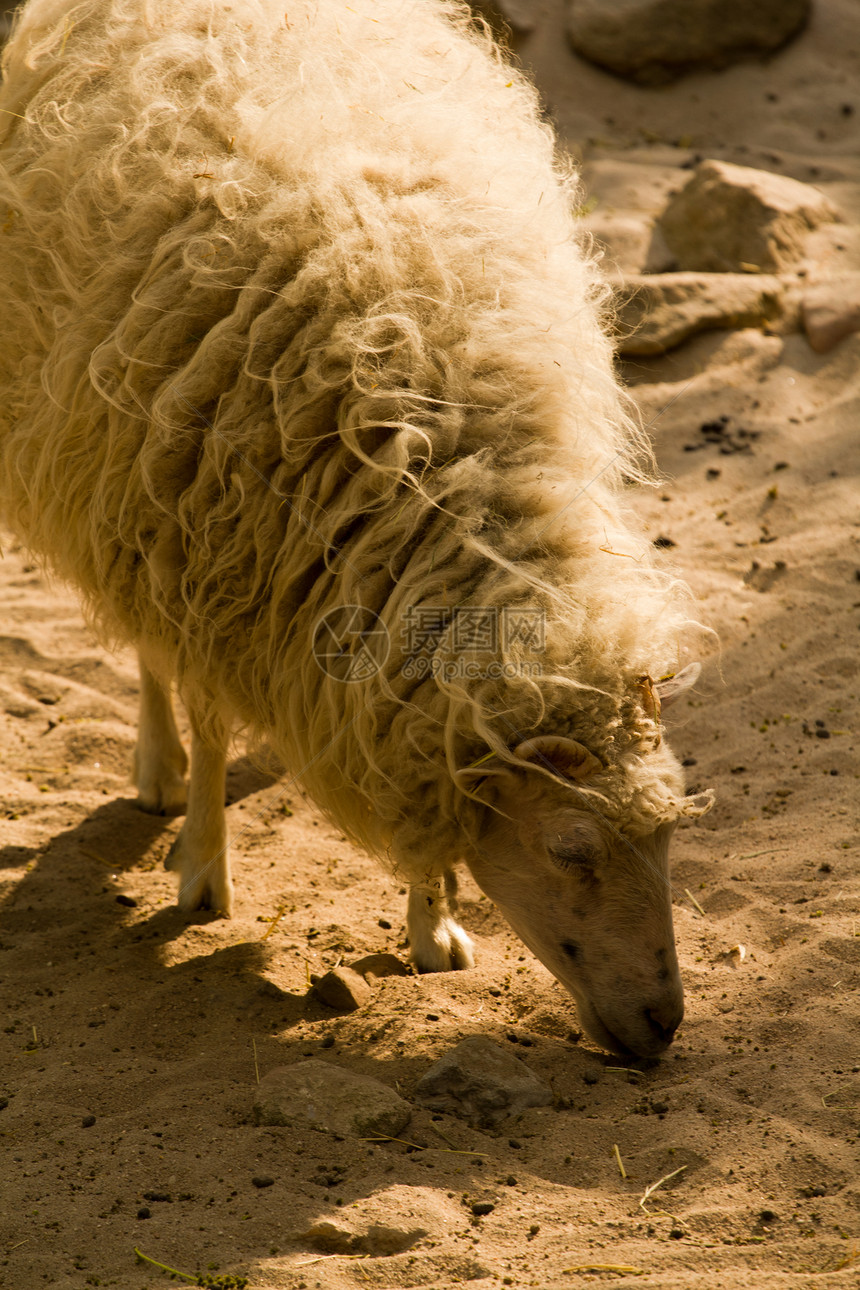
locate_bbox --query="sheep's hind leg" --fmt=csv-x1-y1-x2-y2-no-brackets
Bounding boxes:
133,657,188,816
164,715,232,917
407,869,475,972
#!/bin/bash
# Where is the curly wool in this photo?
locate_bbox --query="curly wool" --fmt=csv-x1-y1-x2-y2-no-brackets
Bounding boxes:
0,0,697,876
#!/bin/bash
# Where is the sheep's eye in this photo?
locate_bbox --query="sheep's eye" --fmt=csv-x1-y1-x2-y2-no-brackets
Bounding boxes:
548,844,597,873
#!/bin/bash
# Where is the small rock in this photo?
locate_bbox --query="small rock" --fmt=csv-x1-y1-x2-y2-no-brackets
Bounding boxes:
313,966,373,1013
802,274,860,352
252,1175,275,1189
136,1207,151,1220
656,160,839,274
415,1035,552,1127
612,271,794,355
253,1060,411,1139
566,0,810,85
115,894,138,908
81,1115,96,1128
471,1201,496,1216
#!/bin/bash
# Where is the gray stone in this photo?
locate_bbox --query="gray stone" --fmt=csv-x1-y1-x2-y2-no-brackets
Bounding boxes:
566,0,810,85
802,276,860,353
657,160,840,275
253,1061,411,1138
415,1035,552,1127
612,272,797,355
313,965,374,1012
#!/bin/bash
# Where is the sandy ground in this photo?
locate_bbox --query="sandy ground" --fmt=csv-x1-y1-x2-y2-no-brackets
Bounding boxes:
1,3,859,1288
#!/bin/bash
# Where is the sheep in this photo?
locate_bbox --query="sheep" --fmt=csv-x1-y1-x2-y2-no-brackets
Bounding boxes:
0,0,711,1059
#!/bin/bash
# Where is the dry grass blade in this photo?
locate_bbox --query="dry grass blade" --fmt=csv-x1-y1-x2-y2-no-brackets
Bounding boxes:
564,1263,644,1276
260,905,285,940
685,888,706,917
613,1143,627,1178
639,1164,687,1214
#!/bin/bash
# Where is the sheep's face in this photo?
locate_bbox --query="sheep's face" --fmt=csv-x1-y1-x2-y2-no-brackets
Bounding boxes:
465,754,687,1060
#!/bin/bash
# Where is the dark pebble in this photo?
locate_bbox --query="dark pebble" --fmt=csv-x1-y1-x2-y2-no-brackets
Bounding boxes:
378,918,392,929
760,1209,777,1223
426,1014,439,1022
653,535,676,549
320,1034,335,1049
669,1228,684,1239
508,1139,522,1149
136,1207,151,1220
681,757,697,767
81,1115,96,1128
488,987,501,997
115,894,138,908
471,1201,495,1216
801,1184,827,1197
252,1176,275,1189
143,1191,172,1203
583,1071,600,1085
815,729,831,739
651,1101,669,1115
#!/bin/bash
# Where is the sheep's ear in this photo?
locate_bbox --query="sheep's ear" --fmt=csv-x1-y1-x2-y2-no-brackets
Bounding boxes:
514,735,602,783
655,662,701,710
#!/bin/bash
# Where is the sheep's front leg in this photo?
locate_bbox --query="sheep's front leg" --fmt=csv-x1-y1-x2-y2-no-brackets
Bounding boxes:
164,720,232,916
133,657,188,816
407,869,475,972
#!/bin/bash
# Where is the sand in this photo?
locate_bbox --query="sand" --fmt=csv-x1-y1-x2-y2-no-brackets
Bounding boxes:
1,3,858,1287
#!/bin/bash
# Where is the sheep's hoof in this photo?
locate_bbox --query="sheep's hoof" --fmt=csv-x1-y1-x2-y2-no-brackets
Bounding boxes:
165,834,233,917
133,750,188,816
136,785,188,817
410,918,475,973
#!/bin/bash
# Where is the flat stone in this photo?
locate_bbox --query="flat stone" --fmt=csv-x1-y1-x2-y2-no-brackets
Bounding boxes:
300,1220,427,1256
415,1035,552,1127
253,1061,411,1138
802,275,860,353
349,952,410,982
657,160,840,274
612,272,796,355
566,0,810,85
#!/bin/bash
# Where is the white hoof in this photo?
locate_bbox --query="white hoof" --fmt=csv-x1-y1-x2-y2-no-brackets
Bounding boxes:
133,745,188,817
409,914,475,973
165,829,233,916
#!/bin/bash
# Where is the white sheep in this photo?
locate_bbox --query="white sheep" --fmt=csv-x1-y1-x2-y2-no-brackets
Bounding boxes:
0,0,710,1058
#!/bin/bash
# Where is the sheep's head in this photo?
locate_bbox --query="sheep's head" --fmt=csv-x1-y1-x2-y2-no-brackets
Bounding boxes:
461,666,709,1059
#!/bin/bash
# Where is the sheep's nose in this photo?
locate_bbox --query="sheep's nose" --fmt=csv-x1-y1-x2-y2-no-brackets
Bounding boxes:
645,994,684,1048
